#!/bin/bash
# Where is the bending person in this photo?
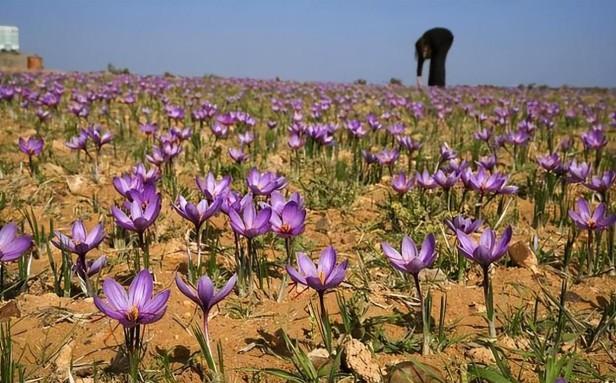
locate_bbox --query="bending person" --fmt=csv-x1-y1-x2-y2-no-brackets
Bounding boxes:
415,27,454,87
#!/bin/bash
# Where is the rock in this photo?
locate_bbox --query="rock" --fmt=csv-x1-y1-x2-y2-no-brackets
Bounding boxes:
55,340,75,371
465,346,495,365
418,268,448,282
66,175,87,196
387,361,443,383
307,348,330,370
315,215,330,233
469,302,486,314
508,241,538,271
0,301,21,320
342,338,382,383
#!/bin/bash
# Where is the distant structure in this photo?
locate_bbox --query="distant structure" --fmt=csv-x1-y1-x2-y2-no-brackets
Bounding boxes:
0,26,19,51
0,25,44,71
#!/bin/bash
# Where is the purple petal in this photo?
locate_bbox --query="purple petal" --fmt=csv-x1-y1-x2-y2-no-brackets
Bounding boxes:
0,223,18,249
128,270,153,308
139,290,170,324
175,274,199,305
72,220,87,243
319,246,338,276
102,278,129,311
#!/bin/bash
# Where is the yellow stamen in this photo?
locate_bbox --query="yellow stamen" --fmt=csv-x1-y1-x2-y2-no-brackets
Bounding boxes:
126,305,139,321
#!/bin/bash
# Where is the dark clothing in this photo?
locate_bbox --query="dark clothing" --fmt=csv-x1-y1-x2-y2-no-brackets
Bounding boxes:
416,28,454,87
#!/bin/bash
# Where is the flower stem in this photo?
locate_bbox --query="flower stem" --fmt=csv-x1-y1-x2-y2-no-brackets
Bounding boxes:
196,225,203,271
482,265,496,339
587,230,594,276
413,274,431,355
318,292,332,354
0,263,4,300
138,231,150,271
277,237,293,303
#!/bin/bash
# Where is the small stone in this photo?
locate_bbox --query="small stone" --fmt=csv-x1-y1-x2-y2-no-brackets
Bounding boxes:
469,302,486,313
307,348,330,369
419,268,448,282
0,301,21,320
388,361,442,383
465,347,495,365
66,175,87,196
342,338,382,383
55,340,75,371
315,215,330,233
508,241,538,271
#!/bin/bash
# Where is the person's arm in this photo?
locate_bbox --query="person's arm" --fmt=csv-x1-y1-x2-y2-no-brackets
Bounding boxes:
415,40,424,77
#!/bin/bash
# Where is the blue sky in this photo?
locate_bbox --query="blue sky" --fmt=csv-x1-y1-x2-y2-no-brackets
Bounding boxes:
2,0,616,87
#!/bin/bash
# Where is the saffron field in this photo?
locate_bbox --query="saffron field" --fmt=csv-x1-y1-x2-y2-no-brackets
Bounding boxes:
0,72,615,382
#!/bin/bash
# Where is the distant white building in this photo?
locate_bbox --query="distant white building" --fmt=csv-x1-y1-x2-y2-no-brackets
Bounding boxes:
0,26,19,52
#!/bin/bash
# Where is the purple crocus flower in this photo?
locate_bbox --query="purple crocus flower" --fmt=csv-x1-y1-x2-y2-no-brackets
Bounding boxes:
464,168,515,195
133,163,161,185
270,201,306,238
581,126,607,150
139,123,158,136
381,234,436,275
176,273,237,323
238,131,255,146
376,149,400,166
415,170,438,189
567,160,591,184
216,113,236,127
113,174,144,199
228,147,248,164
75,254,107,279
0,223,33,263
210,123,229,138
456,226,513,267
568,198,616,231
18,136,44,157
196,173,232,202
86,125,113,151
286,246,348,293
228,196,271,238
170,127,193,141
434,169,460,190
397,136,422,153
536,153,563,173
362,150,378,165
507,130,530,146
585,170,615,194
268,191,304,215
166,105,185,121
477,155,497,171
439,143,457,161
111,193,162,234
391,173,414,194
245,168,287,196
473,128,492,142
288,134,305,150
65,131,89,152
94,269,170,328
172,196,222,231
52,220,105,257
446,215,483,235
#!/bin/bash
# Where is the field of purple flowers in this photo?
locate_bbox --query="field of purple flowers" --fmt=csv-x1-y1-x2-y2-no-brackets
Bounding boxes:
0,72,615,383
